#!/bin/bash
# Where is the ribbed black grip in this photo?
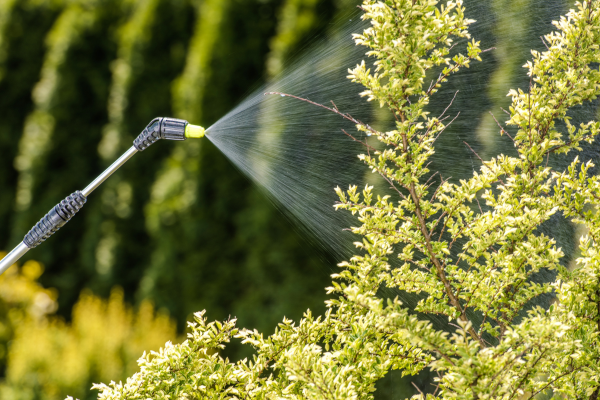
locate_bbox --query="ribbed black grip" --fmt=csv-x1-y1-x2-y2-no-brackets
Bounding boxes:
23,191,87,249
133,117,188,151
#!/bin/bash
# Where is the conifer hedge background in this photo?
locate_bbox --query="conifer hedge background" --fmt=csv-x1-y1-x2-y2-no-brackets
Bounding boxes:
0,0,346,341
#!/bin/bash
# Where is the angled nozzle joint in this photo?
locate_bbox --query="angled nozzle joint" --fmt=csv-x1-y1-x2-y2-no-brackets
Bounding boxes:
133,117,188,151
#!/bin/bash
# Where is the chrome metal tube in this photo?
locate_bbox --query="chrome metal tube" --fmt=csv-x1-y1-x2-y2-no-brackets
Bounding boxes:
82,146,138,197
0,242,30,275
0,117,194,276
0,146,139,276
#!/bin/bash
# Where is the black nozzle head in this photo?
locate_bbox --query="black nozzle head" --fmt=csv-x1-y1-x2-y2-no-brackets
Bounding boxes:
161,117,188,141
133,117,188,151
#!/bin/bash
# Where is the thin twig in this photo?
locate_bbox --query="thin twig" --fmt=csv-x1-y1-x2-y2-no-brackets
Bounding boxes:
424,47,495,97
432,112,460,144
266,91,377,134
439,91,459,120
463,140,506,187
463,141,485,164
546,134,594,155
475,195,484,214
528,366,584,399
489,111,515,143
412,382,425,399
528,77,533,145
431,176,451,204
341,129,376,151
382,174,408,201
433,371,442,396
424,170,440,187
540,35,550,51
508,348,549,400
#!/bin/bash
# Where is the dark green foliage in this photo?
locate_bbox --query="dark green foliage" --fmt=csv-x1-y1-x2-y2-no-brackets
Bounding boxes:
87,0,197,307
0,0,343,361
9,0,121,313
0,1,59,250
138,0,341,359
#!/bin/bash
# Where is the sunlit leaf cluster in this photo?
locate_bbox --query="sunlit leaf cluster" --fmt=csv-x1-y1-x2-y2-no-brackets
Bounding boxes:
93,1,600,399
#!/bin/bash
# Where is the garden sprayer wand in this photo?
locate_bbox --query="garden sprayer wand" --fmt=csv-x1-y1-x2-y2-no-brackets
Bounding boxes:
0,117,205,276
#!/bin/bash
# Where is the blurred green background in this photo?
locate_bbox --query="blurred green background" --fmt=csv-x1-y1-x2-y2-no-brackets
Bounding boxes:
0,0,589,399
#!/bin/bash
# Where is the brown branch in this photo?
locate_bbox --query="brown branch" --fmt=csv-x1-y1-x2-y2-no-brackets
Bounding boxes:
528,77,533,146
463,140,484,164
430,176,451,204
528,365,585,400
381,172,409,201
424,170,440,187
433,371,442,396
447,225,467,251
463,140,507,186
407,178,486,348
488,347,533,397
432,112,461,145
474,196,484,214
341,129,376,151
540,35,550,51
439,90,459,120
508,347,549,400
546,133,595,155
412,382,425,399
424,47,495,97
489,111,515,143
265,91,378,135
419,93,460,147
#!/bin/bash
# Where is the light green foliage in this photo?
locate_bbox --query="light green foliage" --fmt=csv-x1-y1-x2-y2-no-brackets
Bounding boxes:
0,256,58,374
0,259,178,400
94,1,600,399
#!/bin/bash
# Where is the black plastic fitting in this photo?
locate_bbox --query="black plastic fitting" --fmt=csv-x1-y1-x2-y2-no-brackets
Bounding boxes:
23,191,87,249
133,117,188,151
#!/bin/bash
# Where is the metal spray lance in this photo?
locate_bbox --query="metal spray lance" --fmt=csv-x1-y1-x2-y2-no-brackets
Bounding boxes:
0,117,206,275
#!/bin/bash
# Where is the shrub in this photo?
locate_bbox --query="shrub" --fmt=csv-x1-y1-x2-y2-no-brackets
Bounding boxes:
94,0,600,398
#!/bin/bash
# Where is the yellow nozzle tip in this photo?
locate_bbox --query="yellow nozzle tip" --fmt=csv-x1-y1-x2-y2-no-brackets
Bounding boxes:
185,124,205,139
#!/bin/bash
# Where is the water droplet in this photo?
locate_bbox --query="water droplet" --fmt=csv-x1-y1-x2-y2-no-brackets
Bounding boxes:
349,19,352,21
281,94,285,97
366,132,372,136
